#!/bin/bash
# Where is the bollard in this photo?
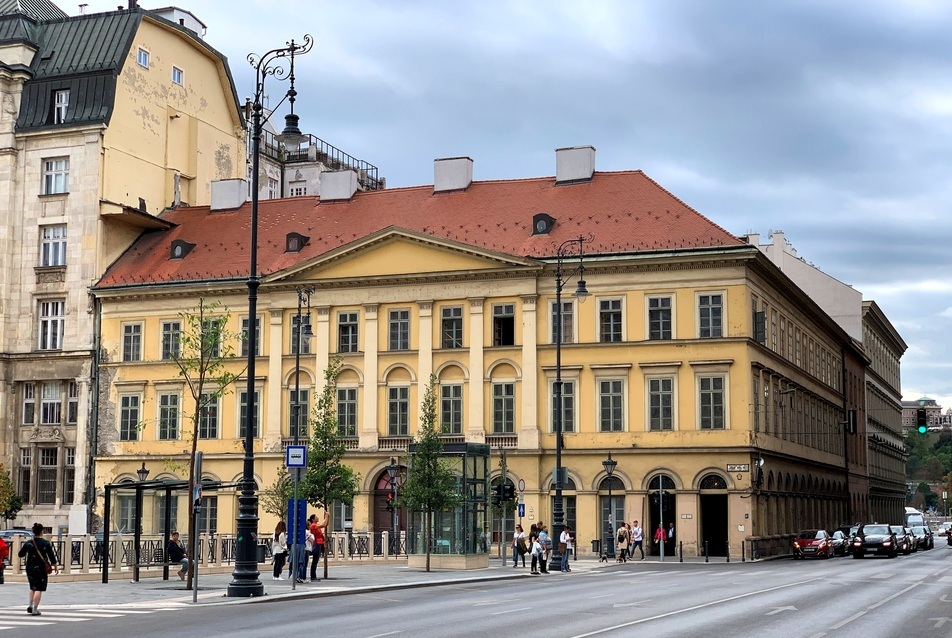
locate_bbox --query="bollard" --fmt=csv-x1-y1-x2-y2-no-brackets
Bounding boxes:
726,542,730,562
704,540,709,563
679,540,683,563
742,540,746,562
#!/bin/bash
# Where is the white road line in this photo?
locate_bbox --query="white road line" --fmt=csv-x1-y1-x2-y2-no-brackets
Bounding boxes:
492,607,533,615
589,593,615,599
569,576,823,638
76,608,155,614
0,620,55,626
362,632,401,638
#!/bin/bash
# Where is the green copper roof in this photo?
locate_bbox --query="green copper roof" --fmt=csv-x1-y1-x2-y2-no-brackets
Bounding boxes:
0,0,66,21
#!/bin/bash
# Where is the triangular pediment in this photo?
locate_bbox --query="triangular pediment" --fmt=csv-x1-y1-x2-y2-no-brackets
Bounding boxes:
267,226,538,284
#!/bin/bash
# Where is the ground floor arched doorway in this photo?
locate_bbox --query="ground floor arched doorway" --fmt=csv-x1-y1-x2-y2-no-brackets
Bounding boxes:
648,474,676,556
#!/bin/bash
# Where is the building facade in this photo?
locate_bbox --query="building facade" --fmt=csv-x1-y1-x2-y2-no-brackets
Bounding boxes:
91,148,867,557
0,0,245,532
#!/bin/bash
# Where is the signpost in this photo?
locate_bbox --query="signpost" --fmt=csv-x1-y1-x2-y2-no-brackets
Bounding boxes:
286,445,307,590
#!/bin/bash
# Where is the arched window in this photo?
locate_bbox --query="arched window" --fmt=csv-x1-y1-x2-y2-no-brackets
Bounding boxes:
699,474,727,490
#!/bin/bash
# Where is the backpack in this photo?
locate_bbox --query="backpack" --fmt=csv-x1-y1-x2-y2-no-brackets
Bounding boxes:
617,530,627,544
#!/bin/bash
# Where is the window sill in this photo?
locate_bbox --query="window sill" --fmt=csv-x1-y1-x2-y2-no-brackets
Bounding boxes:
38,193,69,199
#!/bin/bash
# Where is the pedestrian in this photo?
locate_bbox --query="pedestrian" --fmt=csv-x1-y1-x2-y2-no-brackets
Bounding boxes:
271,520,287,580
530,532,544,574
653,523,666,556
0,534,7,585
166,531,188,581
667,522,676,556
309,512,329,582
18,522,58,615
559,524,574,572
537,522,551,573
616,523,629,562
479,524,490,553
298,524,313,583
631,520,645,560
512,524,527,567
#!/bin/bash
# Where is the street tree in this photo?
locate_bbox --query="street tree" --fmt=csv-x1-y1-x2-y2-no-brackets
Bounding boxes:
301,357,359,579
169,298,241,590
260,466,293,522
397,374,461,572
0,463,22,525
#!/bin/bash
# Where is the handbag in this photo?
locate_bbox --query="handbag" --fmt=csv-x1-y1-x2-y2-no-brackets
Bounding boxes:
516,538,528,555
558,542,567,552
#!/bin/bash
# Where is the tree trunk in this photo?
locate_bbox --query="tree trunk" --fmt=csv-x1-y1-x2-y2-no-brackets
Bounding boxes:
425,509,432,572
185,404,199,591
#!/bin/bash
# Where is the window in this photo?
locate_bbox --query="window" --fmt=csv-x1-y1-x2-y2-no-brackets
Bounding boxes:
161,321,181,360
388,309,410,351
18,449,31,503
492,382,515,433
699,376,725,430
289,388,310,438
440,384,463,434
122,323,142,362
23,382,35,424
492,304,515,346
117,492,135,533
38,299,65,350
599,299,623,342
40,225,66,266
199,393,219,439
648,377,674,431
552,380,575,432
158,392,180,440
338,312,359,353
67,381,78,424
198,495,218,534
201,318,223,358
241,316,260,357
388,387,409,436
239,390,260,438
599,379,624,431
289,181,306,196
37,448,57,504
154,495,179,533
63,447,75,504
648,296,672,340
331,500,353,532
119,394,140,441
337,388,357,437
441,306,463,349
42,157,69,194
698,293,723,338
551,300,574,344
53,89,69,124
172,66,183,85
268,177,279,199
291,313,311,355
137,47,150,67
41,381,61,425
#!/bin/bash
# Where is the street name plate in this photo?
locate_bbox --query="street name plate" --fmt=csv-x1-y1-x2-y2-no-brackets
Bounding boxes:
727,463,750,472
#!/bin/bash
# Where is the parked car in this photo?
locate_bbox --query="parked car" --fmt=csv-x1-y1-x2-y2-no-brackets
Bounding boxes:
835,524,859,555
830,530,851,556
793,529,834,559
910,525,934,550
0,530,33,567
853,523,898,558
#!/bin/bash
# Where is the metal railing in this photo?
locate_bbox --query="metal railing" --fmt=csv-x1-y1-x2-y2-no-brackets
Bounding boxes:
257,129,383,191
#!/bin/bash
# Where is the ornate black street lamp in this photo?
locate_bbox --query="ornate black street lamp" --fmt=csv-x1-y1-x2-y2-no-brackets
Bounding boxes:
602,452,617,559
136,462,150,482
228,35,313,598
549,236,590,572
386,457,399,555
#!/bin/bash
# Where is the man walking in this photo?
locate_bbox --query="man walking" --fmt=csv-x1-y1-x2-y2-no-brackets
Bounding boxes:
667,522,676,556
167,531,188,581
631,520,645,560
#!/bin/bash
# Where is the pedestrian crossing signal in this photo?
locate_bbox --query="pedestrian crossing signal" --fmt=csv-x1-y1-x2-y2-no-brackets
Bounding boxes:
386,492,395,512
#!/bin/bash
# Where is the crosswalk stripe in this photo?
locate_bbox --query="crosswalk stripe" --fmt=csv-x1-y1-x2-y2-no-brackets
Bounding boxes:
0,620,55,626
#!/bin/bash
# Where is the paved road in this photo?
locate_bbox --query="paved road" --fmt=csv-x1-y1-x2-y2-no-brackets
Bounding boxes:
3,547,952,637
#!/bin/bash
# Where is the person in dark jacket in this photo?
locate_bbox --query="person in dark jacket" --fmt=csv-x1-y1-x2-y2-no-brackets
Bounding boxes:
18,522,58,615
167,531,188,581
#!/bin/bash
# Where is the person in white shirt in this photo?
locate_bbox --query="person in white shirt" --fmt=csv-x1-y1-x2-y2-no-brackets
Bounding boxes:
512,524,527,567
559,525,574,572
631,520,645,560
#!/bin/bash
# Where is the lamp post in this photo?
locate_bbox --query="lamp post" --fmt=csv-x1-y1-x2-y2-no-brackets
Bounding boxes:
386,458,399,555
602,452,617,559
549,236,590,572
228,35,313,599
290,286,313,589
136,462,150,482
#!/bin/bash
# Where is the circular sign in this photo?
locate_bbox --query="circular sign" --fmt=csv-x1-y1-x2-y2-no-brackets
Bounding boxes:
518,479,526,493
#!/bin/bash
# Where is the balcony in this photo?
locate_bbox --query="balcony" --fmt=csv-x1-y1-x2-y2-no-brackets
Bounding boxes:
256,129,384,191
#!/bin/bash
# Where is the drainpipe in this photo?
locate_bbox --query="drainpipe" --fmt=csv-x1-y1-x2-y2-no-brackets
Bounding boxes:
86,295,102,533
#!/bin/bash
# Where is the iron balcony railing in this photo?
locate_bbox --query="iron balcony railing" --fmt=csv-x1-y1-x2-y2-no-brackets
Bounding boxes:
256,128,384,191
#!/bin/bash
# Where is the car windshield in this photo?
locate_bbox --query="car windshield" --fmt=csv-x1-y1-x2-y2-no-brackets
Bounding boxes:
863,525,890,535
911,527,927,534
798,530,822,539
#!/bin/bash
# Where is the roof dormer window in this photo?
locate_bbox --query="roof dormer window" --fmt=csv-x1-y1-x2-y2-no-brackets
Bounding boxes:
170,239,195,260
286,232,309,253
532,213,555,236
53,89,69,124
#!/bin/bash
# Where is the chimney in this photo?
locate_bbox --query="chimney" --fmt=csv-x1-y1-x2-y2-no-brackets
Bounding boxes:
555,145,596,184
433,157,473,193
210,178,247,211
320,170,359,202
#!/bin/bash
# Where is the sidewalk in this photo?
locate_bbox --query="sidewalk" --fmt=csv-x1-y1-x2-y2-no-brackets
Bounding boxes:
0,553,724,610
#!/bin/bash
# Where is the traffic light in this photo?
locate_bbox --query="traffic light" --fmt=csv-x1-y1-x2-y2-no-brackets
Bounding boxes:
386,492,395,512
917,408,928,434
491,484,502,506
502,484,515,502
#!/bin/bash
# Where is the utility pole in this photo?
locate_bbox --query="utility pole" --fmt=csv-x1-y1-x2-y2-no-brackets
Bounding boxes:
501,449,508,565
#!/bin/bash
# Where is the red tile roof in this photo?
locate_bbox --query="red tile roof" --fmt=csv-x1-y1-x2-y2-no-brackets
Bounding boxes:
96,170,746,288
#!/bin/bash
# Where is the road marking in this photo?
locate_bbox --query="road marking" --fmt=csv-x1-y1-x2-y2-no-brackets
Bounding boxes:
569,576,823,638
363,632,401,638
0,620,55,626
871,572,891,579
829,582,920,629
929,617,952,628
492,607,532,615
589,593,614,599
765,606,797,615
613,599,652,608
939,577,952,583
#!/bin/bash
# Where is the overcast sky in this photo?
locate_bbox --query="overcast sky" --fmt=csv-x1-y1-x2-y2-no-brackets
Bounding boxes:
80,0,952,409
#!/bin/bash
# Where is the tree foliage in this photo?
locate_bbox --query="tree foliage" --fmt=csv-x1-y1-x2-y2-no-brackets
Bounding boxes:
301,357,359,579
260,466,293,522
397,374,462,572
169,298,242,589
0,463,22,524
906,429,952,482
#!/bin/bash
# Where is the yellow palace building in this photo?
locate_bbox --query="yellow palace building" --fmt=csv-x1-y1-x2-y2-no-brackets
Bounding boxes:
91,147,868,558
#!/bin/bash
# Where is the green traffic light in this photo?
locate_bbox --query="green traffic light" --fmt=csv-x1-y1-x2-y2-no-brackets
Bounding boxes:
918,425,928,434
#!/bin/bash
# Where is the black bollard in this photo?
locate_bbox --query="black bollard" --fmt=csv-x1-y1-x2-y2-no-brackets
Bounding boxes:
679,540,683,563
704,540,709,563
742,540,746,562
726,542,730,562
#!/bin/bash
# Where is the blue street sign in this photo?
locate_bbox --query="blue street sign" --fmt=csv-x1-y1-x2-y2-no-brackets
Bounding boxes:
286,498,307,544
286,445,307,469
518,503,525,517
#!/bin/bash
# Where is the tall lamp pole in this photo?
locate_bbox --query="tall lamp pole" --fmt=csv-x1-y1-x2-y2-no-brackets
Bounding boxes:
386,458,399,555
602,452,617,559
290,286,313,589
549,236,590,572
228,35,313,598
